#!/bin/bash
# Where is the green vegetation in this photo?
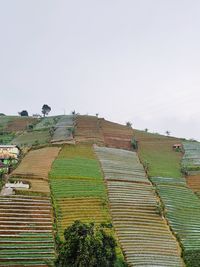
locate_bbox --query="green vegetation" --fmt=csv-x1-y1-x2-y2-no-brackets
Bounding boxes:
11,130,50,147
134,130,182,178
34,116,61,130
0,132,15,144
151,176,200,267
182,141,200,175
55,221,120,267
50,158,102,180
50,144,110,237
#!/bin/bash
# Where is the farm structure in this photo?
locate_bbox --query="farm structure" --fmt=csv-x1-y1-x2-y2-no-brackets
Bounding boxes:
0,145,20,174
94,146,183,266
151,176,200,267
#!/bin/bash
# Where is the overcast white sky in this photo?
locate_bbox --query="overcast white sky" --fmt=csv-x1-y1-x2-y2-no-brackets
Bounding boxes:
0,0,200,140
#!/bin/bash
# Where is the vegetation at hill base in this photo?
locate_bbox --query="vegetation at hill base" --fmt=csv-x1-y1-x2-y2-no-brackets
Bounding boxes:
55,220,127,267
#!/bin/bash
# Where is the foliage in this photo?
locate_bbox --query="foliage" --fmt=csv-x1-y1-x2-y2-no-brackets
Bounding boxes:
126,121,132,128
131,137,138,150
18,110,28,116
55,221,117,267
42,104,51,117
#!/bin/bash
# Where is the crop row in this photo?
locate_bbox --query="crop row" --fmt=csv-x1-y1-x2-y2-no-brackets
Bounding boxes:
0,195,55,266
151,176,200,267
51,115,74,143
50,144,110,239
182,141,200,174
12,147,60,180
95,146,183,267
74,115,104,144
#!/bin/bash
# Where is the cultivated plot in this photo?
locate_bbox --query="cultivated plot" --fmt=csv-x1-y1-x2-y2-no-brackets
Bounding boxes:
95,146,183,267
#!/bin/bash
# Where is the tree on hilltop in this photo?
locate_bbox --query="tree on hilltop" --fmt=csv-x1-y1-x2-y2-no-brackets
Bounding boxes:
18,110,28,116
42,104,51,117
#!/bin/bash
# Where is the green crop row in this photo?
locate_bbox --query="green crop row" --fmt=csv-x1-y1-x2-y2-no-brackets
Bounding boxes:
50,157,103,180
151,176,200,266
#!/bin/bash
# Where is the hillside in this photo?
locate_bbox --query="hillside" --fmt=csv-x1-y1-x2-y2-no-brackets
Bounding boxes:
0,114,200,266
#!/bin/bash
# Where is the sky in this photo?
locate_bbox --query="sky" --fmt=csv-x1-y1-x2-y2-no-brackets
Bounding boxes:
0,0,200,141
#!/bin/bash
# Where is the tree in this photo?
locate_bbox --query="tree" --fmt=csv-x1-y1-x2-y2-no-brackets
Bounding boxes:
55,221,117,267
126,121,132,128
145,128,148,132
42,104,51,117
165,130,170,136
18,110,28,116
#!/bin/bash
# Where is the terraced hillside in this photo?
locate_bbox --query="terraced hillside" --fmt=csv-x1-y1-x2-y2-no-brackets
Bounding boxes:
134,130,182,178
182,141,200,196
12,147,60,195
95,146,183,266
51,115,75,143
0,116,38,145
0,147,61,266
0,116,37,132
99,119,134,150
0,195,55,266
74,115,104,144
151,177,200,267
49,144,110,238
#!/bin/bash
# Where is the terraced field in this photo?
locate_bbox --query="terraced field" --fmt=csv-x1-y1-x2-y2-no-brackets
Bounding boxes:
34,116,61,130
99,119,134,150
181,141,200,198
94,146,183,266
50,144,110,238
0,195,55,266
51,115,74,143
74,115,104,144
134,130,182,178
11,130,51,147
11,147,60,196
151,176,200,267
0,116,37,132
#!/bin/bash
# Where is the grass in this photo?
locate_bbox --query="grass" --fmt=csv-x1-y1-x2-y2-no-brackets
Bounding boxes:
134,130,183,178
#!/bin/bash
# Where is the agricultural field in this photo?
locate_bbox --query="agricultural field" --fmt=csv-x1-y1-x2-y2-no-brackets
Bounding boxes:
182,141,200,174
11,130,51,147
0,132,15,145
12,147,60,180
34,116,61,130
0,195,55,266
0,116,37,132
50,144,110,238
51,115,74,143
151,176,200,267
95,146,183,266
74,115,104,144
99,119,134,150
134,130,183,178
